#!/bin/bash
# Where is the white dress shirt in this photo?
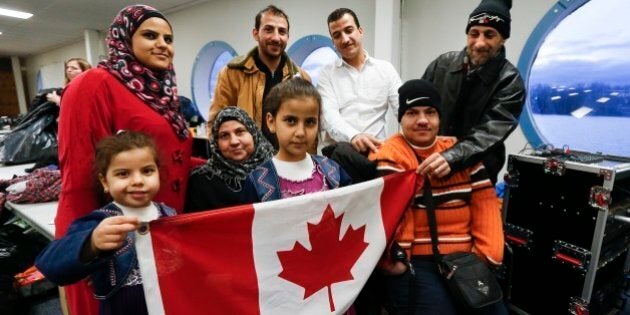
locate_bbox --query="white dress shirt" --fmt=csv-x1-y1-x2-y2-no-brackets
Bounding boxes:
316,52,401,147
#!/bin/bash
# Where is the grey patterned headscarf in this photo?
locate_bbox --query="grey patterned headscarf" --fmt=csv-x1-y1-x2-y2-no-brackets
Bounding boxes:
192,107,274,191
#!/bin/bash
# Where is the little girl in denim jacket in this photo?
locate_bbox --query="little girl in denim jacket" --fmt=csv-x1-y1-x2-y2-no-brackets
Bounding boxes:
242,77,352,202
36,131,175,315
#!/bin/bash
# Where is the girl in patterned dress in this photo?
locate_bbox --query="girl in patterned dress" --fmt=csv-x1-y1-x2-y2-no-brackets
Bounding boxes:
241,77,355,314
242,77,352,203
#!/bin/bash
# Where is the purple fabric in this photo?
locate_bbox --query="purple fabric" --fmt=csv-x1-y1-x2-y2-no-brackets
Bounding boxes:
278,167,327,199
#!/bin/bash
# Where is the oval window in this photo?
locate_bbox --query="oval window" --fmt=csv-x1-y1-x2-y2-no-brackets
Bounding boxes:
191,41,237,121
519,0,630,156
288,35,338,86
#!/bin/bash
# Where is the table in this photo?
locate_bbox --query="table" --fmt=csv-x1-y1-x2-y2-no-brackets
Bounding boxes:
1,163,58,240
1,163,65,314
5,201,56,240
0,163,33,178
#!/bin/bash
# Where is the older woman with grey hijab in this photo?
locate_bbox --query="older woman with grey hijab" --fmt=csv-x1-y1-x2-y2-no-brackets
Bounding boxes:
185,107,274,212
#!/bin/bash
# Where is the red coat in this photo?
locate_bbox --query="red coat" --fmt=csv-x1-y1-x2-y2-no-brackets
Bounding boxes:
56,68,192,236
56,68,192,315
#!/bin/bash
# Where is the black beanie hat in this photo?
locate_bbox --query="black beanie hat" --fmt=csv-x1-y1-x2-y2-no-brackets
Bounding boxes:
398,79,441,122
466,0,512,39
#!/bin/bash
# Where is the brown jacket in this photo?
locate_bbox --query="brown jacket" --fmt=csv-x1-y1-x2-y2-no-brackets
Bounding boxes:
208,47,311,127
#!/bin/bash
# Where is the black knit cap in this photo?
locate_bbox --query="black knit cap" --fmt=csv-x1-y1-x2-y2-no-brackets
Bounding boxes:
398,79,441,122
466,0,512,39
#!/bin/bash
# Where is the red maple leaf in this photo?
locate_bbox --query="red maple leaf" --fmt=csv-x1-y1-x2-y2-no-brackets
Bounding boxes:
277,204,369,312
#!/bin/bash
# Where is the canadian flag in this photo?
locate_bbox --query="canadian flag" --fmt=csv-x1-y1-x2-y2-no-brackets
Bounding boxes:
135,171,416,315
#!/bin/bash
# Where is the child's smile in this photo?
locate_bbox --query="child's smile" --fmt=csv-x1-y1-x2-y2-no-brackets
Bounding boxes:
99,147,160,208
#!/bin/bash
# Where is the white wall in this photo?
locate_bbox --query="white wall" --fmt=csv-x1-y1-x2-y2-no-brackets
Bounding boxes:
374,0,401,68
400,0,555,80
24,40,87,99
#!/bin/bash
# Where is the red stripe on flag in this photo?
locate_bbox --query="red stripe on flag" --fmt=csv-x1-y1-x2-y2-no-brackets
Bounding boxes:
379,171,417,242
149,204,260,315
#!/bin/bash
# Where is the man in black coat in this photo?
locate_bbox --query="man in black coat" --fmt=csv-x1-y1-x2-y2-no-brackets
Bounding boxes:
420,0,526,185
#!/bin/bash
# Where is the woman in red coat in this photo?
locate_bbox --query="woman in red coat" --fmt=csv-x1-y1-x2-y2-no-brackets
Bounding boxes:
56,5,192,314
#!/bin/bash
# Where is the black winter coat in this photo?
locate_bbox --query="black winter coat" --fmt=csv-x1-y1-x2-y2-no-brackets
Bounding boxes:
422,47,526,183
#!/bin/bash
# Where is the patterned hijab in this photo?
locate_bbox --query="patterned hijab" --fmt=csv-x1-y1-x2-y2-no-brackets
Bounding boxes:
98,4,188,139
192,107,274,192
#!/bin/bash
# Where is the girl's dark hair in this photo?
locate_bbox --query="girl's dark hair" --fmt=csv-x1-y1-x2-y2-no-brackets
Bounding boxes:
263,77,322,118
94,131,160,178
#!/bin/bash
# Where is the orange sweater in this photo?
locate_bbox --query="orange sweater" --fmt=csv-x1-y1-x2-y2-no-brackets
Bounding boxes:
369,135,504,265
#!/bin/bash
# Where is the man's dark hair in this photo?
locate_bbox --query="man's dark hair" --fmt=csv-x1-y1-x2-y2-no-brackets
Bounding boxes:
327,8,360,28
255,5,290,31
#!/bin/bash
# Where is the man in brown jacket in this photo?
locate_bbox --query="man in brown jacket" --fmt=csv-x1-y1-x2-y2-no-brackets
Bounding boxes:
208,5,311,149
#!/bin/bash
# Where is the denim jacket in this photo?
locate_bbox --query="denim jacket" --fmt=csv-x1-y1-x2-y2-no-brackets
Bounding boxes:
35,202,175,299
244,155,352,202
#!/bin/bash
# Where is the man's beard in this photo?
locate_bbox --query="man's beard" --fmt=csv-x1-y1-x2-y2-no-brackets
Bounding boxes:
467,47,500,68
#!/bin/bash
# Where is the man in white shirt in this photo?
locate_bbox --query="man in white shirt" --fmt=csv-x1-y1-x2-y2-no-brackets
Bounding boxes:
317,8,402,154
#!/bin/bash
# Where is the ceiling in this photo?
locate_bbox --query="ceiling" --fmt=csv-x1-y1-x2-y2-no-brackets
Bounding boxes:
0,0,211,57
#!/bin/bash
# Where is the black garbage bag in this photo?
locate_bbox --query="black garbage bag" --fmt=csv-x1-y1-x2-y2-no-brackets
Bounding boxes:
0,102,59,165
28,88,62,112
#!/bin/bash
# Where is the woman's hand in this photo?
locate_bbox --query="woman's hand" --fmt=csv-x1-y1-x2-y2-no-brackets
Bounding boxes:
90,216,139,253
46,91,61,105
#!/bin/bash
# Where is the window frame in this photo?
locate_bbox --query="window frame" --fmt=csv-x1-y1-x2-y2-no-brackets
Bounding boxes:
190,40,237,121
516,0,590,148
287,34,338,66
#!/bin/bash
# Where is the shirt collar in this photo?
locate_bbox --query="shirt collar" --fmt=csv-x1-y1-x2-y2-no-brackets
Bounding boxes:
253,48,287,75
402,133,438,151
335,50,371,68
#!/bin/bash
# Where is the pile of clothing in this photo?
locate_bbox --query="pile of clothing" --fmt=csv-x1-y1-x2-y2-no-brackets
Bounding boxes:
0,168,61,215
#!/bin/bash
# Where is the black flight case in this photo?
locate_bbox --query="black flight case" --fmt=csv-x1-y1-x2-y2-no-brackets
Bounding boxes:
502,152,630,314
